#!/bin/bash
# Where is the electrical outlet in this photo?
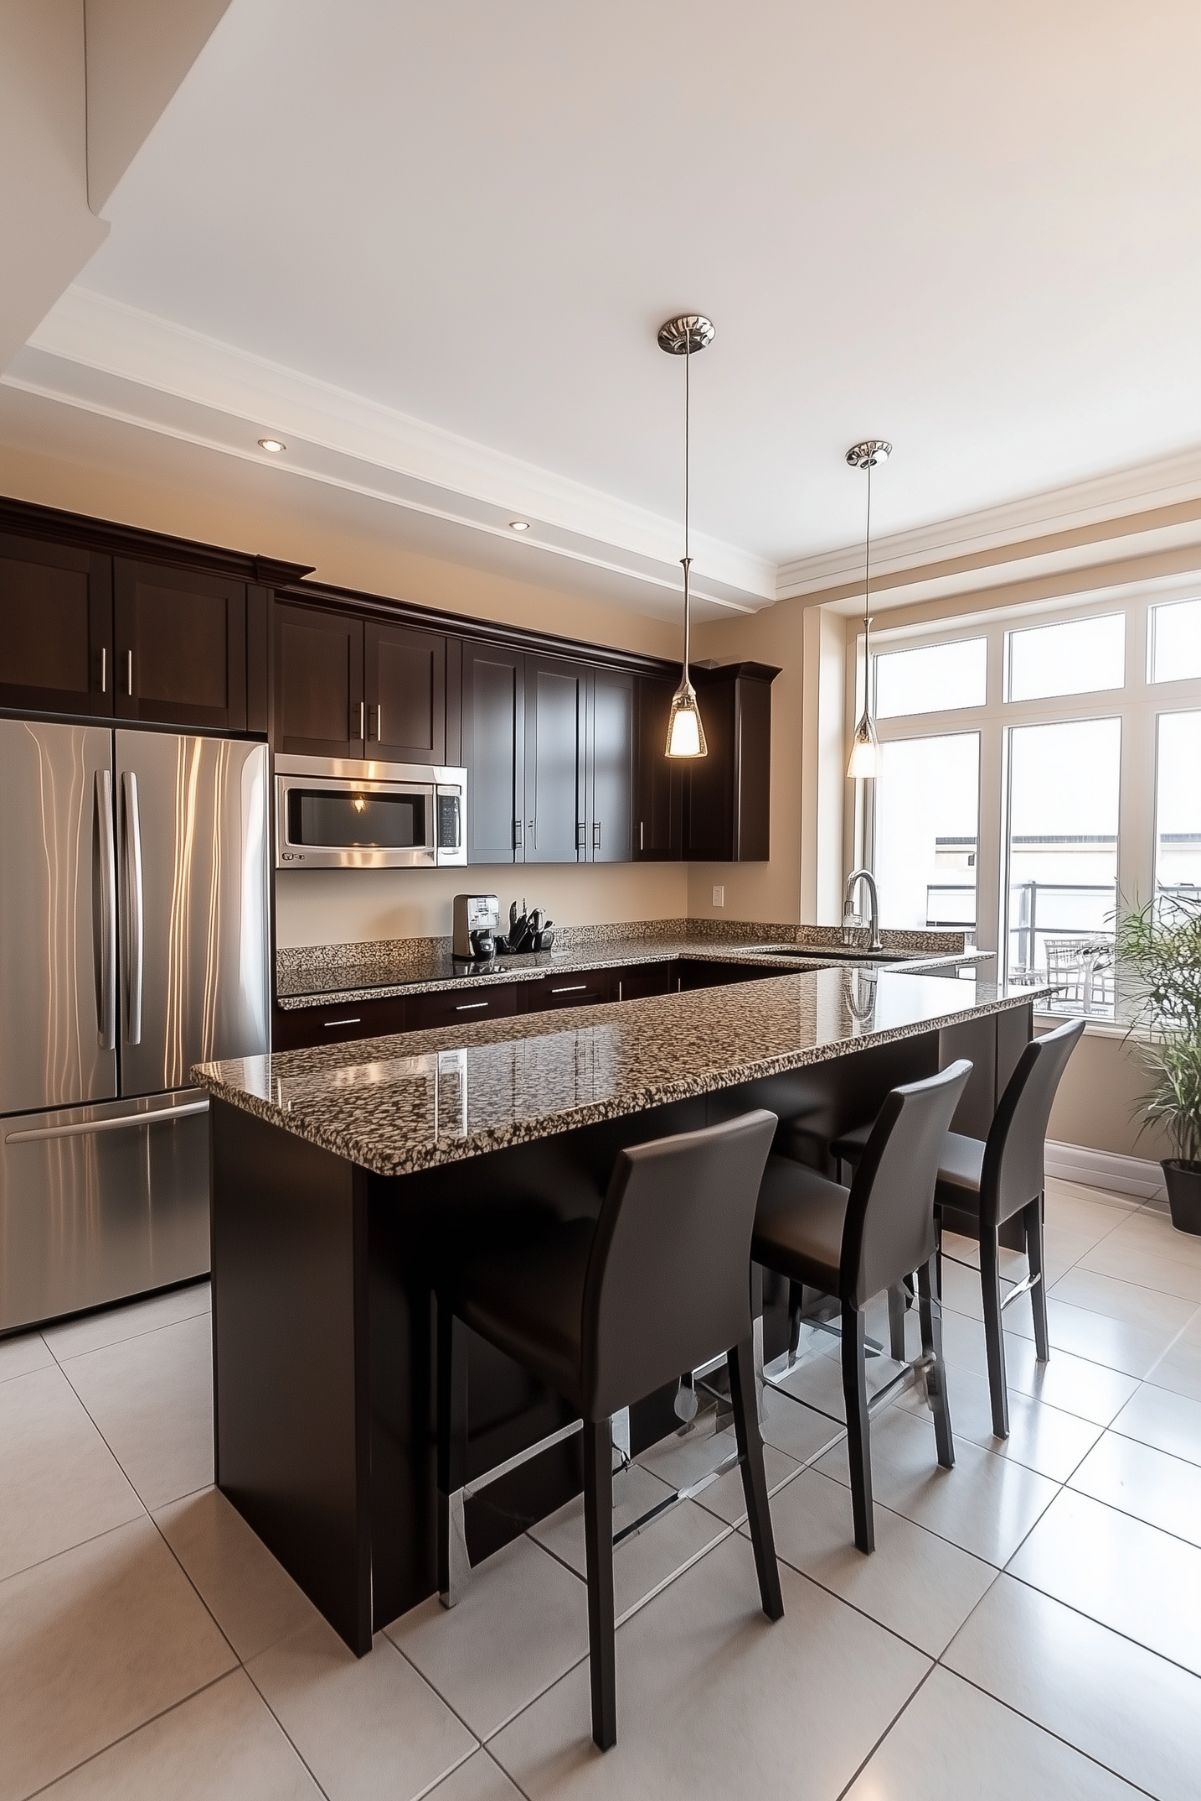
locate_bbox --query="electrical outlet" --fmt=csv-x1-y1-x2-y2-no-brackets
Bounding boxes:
712,885,725,907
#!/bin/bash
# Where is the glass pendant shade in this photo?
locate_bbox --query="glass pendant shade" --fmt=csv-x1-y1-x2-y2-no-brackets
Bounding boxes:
846,709,880,779
666,678,707,758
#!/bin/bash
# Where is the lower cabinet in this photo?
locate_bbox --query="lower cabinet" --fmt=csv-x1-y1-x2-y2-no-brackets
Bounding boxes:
605,960,676,1001
272,995,409,1050
521,971,614,1012
407,982,521,1031
675,958,777,992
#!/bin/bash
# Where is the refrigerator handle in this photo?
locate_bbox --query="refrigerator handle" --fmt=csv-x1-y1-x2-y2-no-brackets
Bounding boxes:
93,770,118,1051
122,769,145,1046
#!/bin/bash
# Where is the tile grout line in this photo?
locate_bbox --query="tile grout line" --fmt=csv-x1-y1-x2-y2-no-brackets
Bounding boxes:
18,1671,239,1801
832,1659,939,1801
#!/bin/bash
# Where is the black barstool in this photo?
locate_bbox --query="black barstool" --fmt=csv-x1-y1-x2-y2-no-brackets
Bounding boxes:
752,1061,972,1553
437,1109,782,1752
831,1018,1085,1438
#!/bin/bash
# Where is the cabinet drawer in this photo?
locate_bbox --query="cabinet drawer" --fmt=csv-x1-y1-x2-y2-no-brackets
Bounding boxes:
408,983,521,1031
272,996,409,1050
607,961,676,1001
523,972,613,1012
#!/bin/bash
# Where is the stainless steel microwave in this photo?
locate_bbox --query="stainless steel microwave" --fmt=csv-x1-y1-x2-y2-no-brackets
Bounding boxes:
274,756,466,869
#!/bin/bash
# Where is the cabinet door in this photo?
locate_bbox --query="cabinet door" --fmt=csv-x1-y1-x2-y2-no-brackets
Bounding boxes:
274,602,365,758
682,681,736,860
634,676,682,859
272,995,409,1051
462,641,524,863
587,668,634,862
0,532,112,717
365,621,446,764
408,982,520,1031
524,655,586,864
523,971,613,1011
114,562,246,730
608,960,675,1001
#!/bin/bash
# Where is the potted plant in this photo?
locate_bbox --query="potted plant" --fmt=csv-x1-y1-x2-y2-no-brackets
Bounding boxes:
1115,892,1201,1234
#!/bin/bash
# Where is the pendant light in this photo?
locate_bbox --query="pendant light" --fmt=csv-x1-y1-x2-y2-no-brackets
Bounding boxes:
658,312,714,757
845,438,892,780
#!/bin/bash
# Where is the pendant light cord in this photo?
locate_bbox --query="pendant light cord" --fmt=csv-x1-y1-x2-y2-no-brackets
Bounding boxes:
863,455,872,697
682,334,692,676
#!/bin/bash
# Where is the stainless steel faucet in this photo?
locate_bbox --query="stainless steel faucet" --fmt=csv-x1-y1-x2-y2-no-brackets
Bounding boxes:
842,868,882,952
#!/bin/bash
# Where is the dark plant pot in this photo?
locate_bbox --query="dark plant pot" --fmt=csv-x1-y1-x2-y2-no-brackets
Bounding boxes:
1162,1160,1201,1236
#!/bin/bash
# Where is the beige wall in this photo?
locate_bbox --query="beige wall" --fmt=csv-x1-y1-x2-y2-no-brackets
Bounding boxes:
1049,1031,1171,1163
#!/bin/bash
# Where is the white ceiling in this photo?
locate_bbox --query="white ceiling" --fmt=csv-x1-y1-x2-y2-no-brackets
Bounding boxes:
7,0,1201,613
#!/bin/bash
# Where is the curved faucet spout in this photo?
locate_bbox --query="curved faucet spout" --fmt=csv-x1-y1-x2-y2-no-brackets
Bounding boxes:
843,868,883,953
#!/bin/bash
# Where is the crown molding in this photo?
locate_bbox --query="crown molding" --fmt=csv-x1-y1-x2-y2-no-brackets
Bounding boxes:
24,285,775,603
776,448,1201,599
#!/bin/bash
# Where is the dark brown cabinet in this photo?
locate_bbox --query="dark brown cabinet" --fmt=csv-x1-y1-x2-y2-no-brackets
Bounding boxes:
407,982,521,1031
365,621,446,763
606,960,676,1001
272,994,409,1051
0,531,113,717
462,640,525,863
114,562,247,730
684,664,777,862
522,971,613,1011
588,669,635,863
524,655,587,864
633,675,681,860
274,602,365,758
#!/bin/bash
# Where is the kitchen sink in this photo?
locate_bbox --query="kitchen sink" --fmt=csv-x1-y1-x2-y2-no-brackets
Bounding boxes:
745,944,917,964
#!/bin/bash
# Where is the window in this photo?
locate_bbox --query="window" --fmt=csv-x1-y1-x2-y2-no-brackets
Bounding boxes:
874,735,980,934
862,592,1201,1020
1006,613,1124,701
874,637,987,719
1150,599,1201,684
1155,711,1201,899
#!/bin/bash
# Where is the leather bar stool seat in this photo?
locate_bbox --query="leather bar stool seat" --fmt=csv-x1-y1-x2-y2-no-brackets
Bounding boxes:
753,1160,849,1292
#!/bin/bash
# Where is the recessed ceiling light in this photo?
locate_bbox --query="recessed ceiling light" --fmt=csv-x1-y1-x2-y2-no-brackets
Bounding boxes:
508,519,531,532
258,437,286,453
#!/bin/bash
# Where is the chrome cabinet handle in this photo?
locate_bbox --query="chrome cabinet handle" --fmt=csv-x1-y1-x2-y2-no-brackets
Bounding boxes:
99,646,107,694
125,649,133,696
323,1016,362,1028
358,700,366,741
576,820,586,851
94,770,117,1050
513,818,523,850
550,984,587,994
455,1000,489,1011
122,770,144,1046
639,821,644,852
375,704,382,741
592,820,601,850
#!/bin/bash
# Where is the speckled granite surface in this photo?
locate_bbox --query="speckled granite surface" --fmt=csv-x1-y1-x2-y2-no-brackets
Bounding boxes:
275,920,978,1007
196,967,1047,1177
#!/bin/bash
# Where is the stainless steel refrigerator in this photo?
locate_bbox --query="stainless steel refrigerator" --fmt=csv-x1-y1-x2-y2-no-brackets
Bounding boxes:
0,720,270,1333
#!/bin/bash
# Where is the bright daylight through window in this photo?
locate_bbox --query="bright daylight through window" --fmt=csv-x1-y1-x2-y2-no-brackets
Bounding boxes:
864,592,1201,1021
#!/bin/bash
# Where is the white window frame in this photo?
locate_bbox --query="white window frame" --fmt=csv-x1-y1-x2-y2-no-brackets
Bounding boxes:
849,585,1201,1021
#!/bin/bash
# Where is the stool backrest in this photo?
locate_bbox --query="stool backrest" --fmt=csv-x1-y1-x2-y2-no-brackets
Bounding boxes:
581,1109,778,1421
843,1061,972,1308
981,1016,1085,1225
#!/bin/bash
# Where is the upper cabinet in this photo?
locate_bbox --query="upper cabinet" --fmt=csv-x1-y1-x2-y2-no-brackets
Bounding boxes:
0,531,113,717
365,621,447,764
523,655,588,863
461,640,525,862
114,562,247,731
683,663,778,861
589,668,635,863
633,674,681,860
274,602,365,758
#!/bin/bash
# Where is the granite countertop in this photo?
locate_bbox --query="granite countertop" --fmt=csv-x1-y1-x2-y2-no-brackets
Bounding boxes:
195,967,1051,1178
275,934,992,1008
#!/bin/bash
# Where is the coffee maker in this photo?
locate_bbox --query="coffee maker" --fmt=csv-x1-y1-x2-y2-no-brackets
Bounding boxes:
452,893,500,960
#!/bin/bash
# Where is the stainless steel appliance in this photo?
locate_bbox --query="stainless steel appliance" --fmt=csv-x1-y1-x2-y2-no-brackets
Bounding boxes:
453,894,500,960
275,755,466,869
0,721,270,1332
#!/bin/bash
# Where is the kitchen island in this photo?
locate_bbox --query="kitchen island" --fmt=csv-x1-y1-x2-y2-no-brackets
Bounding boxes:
194,965,1049,1653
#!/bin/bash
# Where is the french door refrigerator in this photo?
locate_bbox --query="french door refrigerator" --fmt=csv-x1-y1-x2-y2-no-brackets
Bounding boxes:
0,720,270,1333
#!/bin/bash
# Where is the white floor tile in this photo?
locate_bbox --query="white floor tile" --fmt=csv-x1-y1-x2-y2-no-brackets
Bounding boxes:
1079,1235,1201,1303
1048,1268,1198,1335
44,1282,212,1362
386,1532,589,1741
896,1358,1102,1481
155,1487,321,1661
61,1313,213,1510
0,1516,234,1801
0,1364,142,1582
1111,1381,1201,1466
1004,1294,1180,1378
762,1465,996,1656
425,1750,525,1801
936,1309,1140,1425
758,1376,850,1464
489,1535,929,1796
945,1573,1201,1801
528,1460,728,1619
1008,1486,1201,1675
0,1330,52,1385
636,1421,798,1526
1146,1313,1201,1403
1068,1429,1201,1548
844,1664,1142,1799
37,1669,321,1800
1103,1209,1201,1267
247,1618,476,1801
814,1403,1058,1565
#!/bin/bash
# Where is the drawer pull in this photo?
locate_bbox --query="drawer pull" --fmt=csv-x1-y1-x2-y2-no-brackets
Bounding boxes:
455,1000,489,1011
551,984,588,994
323,1016,362,1028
